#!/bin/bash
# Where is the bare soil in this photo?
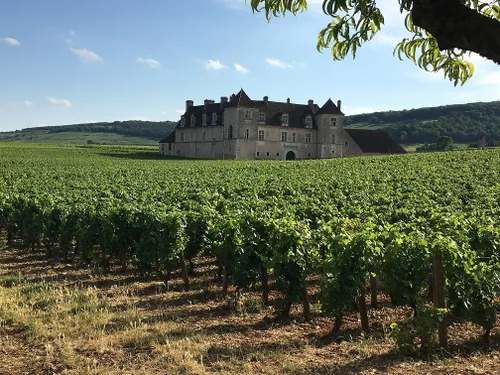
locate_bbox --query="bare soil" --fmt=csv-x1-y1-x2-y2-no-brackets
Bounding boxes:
0,246,498,375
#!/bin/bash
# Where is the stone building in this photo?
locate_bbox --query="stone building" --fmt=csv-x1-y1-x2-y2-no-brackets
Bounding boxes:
159,89,406,160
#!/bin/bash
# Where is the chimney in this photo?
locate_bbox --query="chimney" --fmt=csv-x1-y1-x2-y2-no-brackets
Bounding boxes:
263,96,269,104
337,100,342,111
186,100,194,111
220,96,228,108
308,99,314,106
287,98,291,104
204,99,210,110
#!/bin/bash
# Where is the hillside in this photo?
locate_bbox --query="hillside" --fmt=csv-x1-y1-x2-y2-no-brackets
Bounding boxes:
2,101,500,147
347,101,500,145
0,120,177,145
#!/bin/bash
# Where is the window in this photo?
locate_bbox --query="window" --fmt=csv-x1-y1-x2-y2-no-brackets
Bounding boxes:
330,117,337,127
202,113,207,126
179,132,185,142
212,113,217,125
305,115,312,128
256,152,260,156
177,149,180,154
305,133,311,144
340,117,344,126
258,130,265,141
190,114,196,126
292,133,296,143
308,153,311,157
161,144,165,153
281,132,287,142
245,129,249,139
202,132,206,142
277,152,280,156
332,134,336,144
245,109,252,120
259,113,266,123
168,143,172,151
180,116,186,127
190,132,194,141
282,114,289,126
266,152,270,156
227,125,233,139
345,141,348,145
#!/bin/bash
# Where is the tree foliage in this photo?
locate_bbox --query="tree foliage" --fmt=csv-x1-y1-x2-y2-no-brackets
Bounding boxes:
8,120,177,142
248,0,500,85
348,101,500,144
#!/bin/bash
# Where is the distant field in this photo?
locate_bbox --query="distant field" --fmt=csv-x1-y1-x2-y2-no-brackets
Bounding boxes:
0,130,158,146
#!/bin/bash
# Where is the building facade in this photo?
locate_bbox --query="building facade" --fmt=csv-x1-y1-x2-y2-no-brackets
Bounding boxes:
159,89,406,160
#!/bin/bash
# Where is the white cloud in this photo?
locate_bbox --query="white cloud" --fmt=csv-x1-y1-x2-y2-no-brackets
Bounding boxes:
265,58,293,69
205,59,227,70
137,57,162,68
66,38,74,46
234,63,249,73
24,100,33,106
0,37,20,46
175,109,184,115
69,30,76,36
46,97,72,108
70,47,102,63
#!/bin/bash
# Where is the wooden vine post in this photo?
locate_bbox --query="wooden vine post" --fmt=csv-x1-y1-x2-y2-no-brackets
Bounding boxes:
359,280,369,333
433,253,447,347
370,276,378,308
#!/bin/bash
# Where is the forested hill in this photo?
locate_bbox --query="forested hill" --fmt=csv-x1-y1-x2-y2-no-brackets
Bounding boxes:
33,120,177,140
347,101,500,145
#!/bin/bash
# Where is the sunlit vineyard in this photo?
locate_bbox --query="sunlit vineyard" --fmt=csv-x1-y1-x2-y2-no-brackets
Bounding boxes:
0,143,499,352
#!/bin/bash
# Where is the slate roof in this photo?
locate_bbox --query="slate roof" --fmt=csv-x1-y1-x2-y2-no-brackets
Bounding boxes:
253,100,320,129
317,99,343,115
172,89,344,131
179,102,225,127
345,129,407,154
227,89,258,108
159,131,176,144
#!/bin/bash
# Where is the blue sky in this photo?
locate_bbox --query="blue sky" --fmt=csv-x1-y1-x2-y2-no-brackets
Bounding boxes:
1,0,499,131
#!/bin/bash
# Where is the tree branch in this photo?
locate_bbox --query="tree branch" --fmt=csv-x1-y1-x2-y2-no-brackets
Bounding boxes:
412,0,500,64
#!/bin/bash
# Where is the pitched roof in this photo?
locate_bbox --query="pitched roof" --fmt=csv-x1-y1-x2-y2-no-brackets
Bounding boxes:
345,129,407,154
317,99,343,115
159,130,176,144
227,89,258,108
254,100,319,129
180,102,225,127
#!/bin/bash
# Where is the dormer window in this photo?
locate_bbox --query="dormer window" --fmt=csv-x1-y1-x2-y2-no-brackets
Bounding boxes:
330,117,337,127
282,114,289,126
212,113,217,124
259,113,266,123
180,116,186,127
202,113,207,126
305,115,312,128
190,114,196,126
245,109,252,120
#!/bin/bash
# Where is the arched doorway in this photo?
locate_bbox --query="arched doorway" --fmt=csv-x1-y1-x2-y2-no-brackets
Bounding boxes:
285,151,296,160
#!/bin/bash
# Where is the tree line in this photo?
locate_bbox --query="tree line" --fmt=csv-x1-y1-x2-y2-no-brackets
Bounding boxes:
28,120,177,141
348,101,500,145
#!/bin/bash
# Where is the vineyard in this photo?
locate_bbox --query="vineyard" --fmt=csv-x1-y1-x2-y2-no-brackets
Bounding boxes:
0,143,499,371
